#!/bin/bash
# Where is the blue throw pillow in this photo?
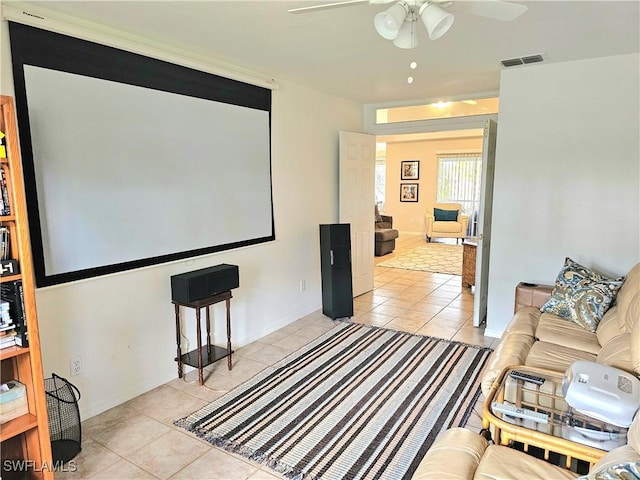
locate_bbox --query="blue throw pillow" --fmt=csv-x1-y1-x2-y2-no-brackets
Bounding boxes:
434,208,458,222
540,257,625,332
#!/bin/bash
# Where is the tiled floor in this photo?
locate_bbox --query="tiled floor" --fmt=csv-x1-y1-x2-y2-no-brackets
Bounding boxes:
56,234,499,480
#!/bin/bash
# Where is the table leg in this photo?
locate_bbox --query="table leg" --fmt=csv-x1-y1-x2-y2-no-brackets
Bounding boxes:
196,307,203,386
174,303,182,378
226,297,232,370
206,305,212,357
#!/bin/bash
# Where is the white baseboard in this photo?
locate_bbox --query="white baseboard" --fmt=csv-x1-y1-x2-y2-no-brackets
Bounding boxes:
79,301,323,421
484,327,504,339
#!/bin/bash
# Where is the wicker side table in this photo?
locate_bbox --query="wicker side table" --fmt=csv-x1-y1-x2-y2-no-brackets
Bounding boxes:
462,239,477,288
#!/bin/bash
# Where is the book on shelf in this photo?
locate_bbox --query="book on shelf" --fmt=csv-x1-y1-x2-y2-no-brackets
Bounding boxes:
0,280,28,347
0,225,10,260
0,130,6,158
1,300,11,324
0,328,17,349
0,226,19,273
0,322,16,333
0,166,9,216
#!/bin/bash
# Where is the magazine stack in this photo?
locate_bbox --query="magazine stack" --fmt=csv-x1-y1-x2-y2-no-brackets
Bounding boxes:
0,300,17,349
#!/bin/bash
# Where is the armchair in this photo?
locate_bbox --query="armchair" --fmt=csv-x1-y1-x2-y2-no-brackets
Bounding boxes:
424,202,469,243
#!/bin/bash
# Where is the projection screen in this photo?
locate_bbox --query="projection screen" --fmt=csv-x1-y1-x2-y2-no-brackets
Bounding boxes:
9,22,274,287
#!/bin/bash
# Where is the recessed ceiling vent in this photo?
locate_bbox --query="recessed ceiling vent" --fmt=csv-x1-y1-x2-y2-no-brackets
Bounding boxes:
501,54,545,68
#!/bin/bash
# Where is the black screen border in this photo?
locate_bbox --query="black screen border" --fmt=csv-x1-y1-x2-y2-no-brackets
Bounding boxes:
9,22,274,287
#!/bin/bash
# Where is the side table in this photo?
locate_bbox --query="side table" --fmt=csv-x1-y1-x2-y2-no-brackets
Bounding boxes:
462,239,477,288
483,366,628,470
173,291,233,386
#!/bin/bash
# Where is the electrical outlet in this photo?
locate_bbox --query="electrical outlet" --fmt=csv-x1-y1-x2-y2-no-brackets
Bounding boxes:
299,280,306,292
70,355,82,377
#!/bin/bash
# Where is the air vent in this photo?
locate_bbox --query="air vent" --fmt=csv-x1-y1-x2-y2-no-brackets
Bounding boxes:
501,58,523,68
522,54,544,64
501,54,546,68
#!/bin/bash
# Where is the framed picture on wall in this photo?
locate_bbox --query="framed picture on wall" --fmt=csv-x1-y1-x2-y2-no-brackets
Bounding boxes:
401,160,420,180
400,183,419,202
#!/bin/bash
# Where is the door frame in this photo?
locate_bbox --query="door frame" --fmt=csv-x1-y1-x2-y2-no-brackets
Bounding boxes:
364,102,498,328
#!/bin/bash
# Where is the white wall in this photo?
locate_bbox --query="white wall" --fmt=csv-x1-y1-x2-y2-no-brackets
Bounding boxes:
486,53,640,337
1,19,362,419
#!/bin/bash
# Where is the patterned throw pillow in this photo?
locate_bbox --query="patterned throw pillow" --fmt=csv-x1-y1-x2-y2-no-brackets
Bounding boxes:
540,258,625,332
576,461,640,480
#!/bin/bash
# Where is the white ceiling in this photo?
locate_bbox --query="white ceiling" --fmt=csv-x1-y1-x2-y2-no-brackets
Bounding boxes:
9,0,640,104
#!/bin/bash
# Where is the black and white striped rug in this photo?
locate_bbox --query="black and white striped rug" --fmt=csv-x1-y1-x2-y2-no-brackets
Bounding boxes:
176,322,492,480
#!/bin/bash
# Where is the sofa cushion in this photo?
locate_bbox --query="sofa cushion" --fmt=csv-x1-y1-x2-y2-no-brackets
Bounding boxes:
615,263,640,332
632,315,640,375
535,313,601,355
432,220,463,233
596,306,624,346
623,290,640,335
476,445,579,479
596,334,634,373
481,333,536,396
503,307,541,337
540,257,625,333
412,428,487,480
525,341,596,373
433,208,458,221
374,228,399,241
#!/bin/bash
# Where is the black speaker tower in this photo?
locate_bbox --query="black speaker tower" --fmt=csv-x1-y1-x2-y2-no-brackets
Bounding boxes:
319,224,353,319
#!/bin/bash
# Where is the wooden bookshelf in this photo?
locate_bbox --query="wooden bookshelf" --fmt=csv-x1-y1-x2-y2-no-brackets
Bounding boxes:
0,96,53,479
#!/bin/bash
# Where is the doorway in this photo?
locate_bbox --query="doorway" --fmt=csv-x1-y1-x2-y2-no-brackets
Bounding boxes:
372,125,494,327
362,97,499,328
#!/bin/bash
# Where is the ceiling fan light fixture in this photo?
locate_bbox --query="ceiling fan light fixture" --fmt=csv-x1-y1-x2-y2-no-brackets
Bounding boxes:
419,2,454,40
374,1,408,40
392,19,418,49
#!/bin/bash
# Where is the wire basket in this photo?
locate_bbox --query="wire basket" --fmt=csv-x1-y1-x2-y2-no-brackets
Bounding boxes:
44,373,81,463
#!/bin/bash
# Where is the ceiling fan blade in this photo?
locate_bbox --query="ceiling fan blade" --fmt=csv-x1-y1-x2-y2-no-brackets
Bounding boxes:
288,0,370,14
456,0,528,21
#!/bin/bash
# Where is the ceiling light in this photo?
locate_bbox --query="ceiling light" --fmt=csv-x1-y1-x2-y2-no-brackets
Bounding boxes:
393,20,418,49
410,61,418,69
407,76,414,84
419,2,455,40
432,101,451,108
374,1,455,49
374,2,409,40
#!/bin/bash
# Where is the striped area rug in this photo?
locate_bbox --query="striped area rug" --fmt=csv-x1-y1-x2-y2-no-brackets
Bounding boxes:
176,322,492,480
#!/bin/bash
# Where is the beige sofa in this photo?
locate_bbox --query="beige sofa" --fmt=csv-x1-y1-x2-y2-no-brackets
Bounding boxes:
481,262,640,397
412,261,640,479
413,411,640,479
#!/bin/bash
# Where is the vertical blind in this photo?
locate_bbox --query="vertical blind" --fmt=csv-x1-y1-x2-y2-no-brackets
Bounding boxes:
436,153,482,235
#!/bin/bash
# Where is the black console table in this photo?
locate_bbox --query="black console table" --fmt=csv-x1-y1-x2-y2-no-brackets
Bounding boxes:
173,290,233,385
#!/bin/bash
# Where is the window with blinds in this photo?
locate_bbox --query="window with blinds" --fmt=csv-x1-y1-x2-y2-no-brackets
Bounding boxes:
436,153,482,236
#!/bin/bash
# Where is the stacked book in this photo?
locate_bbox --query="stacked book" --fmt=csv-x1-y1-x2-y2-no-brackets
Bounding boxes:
0,167,10,216
0,281,27,348
0,301,17,349
0,226,9,260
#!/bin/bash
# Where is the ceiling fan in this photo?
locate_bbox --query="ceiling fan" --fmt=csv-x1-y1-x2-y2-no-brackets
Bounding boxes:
288,0,528,49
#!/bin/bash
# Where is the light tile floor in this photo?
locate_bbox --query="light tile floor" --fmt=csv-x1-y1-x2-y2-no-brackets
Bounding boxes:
56,234,499,480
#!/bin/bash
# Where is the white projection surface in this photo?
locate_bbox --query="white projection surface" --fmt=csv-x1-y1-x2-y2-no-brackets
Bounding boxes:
23,65,273,277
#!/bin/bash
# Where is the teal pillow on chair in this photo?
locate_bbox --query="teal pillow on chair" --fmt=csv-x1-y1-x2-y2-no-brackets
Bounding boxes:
434,208,458,222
